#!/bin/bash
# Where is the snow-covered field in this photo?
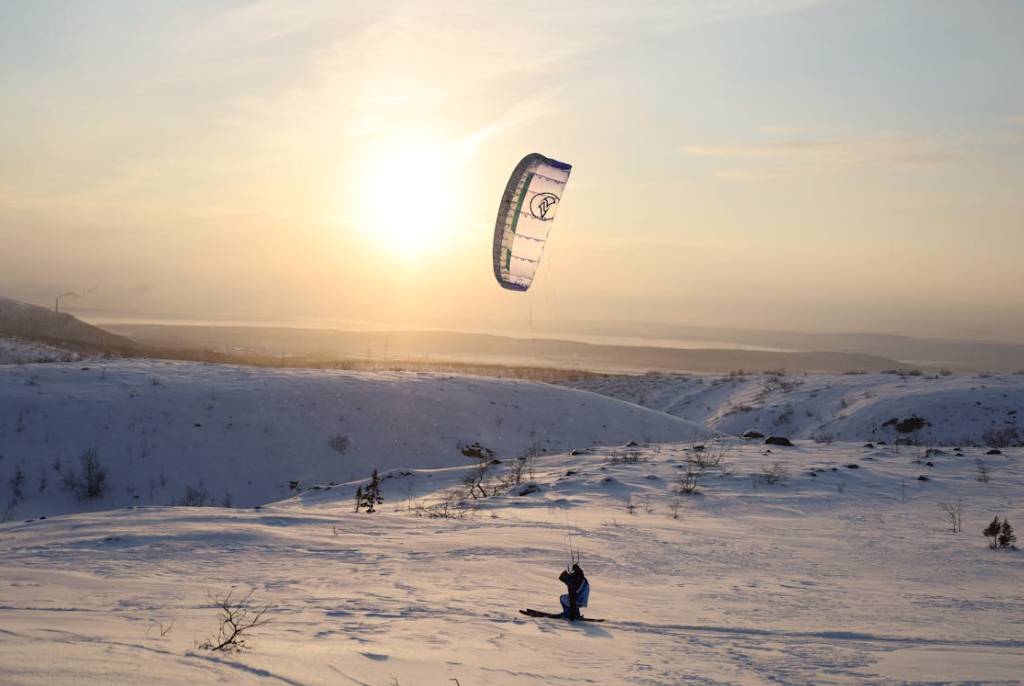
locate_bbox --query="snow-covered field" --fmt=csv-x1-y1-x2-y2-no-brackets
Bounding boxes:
1,438,1022,684
564,371,1024,448
2,359,1023,684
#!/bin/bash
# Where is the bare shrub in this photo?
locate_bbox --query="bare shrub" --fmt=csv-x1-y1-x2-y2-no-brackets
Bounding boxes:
462,462,496,500
181,481,210,507
938,499,964,533
976,459,991,483
506,455,535,487
981,427,1022,448
327,434,350,454
676,464,700,495
689,445,727,470
198,588,272,652
60,448,107,500
0,499,17,522
608,450,646,465
758,462,788,485
625,495,637,515
410,491,469,519
80,448,107,499
8,466,25,502
146,621,174,638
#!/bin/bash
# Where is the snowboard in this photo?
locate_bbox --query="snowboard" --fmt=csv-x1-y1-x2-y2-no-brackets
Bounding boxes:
519,608,605,622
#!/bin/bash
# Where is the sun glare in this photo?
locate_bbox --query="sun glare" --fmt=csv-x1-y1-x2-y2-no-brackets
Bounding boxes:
351,137,460,260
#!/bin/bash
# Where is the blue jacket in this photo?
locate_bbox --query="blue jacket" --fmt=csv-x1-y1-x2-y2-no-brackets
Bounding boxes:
575,579,590,607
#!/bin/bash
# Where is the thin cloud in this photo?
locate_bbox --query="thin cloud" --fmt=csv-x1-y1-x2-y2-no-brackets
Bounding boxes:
682,134,955,179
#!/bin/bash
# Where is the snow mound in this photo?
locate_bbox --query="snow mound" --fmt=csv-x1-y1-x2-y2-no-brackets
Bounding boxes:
565,371,1024,447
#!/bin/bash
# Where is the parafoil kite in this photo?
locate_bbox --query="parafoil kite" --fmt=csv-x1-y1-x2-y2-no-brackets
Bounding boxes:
492,153,572,291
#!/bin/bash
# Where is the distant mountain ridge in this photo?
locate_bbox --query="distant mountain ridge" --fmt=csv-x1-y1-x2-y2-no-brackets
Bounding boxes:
0,296,135,351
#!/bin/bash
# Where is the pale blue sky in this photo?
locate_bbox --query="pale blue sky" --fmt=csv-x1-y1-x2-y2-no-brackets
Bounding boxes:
1,1,1022,340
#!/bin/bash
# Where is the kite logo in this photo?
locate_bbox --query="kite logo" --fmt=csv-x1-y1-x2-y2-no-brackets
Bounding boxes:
530,192,559,221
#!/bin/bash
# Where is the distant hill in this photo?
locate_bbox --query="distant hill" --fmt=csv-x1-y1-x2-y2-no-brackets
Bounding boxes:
0,297,136,352
555,321,1024,372
566,370,1024,447
107,324,906,374
0,359,710,517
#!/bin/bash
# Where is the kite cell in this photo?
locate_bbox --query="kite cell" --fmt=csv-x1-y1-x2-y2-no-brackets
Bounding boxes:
492,153,572,291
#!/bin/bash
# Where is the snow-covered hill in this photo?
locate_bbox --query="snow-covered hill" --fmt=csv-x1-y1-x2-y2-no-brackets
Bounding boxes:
564,371,1024,447
0,360,709,519
0,296,135,350
1,438,1021,684
0,336,86,364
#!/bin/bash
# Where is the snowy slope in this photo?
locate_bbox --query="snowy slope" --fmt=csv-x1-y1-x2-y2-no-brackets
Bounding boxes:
0,335,85,364
0,360,709,519
565,371,1024,447
1,439,1021,684
0,296,134,349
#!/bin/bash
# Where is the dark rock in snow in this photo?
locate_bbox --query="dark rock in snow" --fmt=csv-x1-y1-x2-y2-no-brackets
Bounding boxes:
917,475,929,481
846,464,860,469
460,442,495,460
743,431,765,439
863,443,874,449
987,449,1003,455
765,436,794,446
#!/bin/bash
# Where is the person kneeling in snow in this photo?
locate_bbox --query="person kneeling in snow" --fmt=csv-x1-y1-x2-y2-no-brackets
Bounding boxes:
558,563,589,620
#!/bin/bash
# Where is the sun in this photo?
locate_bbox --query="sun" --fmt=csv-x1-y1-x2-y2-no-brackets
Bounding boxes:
350,136,460,260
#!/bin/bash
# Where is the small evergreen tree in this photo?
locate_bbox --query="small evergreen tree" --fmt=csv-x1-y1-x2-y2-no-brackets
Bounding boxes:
998,520,1016,549
983,517,1002,549
354,486,363,513
360,470,383,513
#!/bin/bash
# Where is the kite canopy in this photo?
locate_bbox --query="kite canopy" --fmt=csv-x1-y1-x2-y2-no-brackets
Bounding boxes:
492,153,572,292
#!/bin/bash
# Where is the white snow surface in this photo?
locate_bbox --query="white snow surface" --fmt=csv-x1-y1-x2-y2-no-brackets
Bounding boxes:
565,371,1024,447
0,335,84,364
2,360,1023,684
1,439,1022,684
0,359,708,518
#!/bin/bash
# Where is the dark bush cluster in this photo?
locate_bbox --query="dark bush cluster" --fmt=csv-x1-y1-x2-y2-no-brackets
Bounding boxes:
983,517,1016,549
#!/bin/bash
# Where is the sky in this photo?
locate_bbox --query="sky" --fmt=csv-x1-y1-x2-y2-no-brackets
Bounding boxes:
1,0,1022,342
